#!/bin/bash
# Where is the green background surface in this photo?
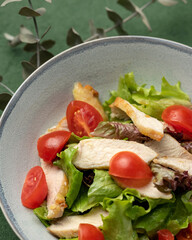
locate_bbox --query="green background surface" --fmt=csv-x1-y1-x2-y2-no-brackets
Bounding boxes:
0,0,192,239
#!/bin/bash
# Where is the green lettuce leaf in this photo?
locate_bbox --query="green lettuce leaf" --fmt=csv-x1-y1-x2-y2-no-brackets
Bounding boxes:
54,147,83,208
102,199,138,240
71,184,99,212
71,170,122,212
101,188,172,240
33,205,50,227
103,72,191,120
134,191,192,236
88,170,122,204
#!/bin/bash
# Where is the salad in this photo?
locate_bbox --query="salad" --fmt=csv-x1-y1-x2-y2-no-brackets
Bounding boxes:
21,72,192,240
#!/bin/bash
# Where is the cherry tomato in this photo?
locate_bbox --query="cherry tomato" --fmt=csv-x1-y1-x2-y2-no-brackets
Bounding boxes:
66,100,103,137
109,151,153,179
157,229,174,240
162,105,192,138
113,176,152,188
78,223,104,240
37,130,71,163
176,223,192,240
21,166,48,209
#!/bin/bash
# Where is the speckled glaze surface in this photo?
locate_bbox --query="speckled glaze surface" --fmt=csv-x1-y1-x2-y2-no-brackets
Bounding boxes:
0,36,192,240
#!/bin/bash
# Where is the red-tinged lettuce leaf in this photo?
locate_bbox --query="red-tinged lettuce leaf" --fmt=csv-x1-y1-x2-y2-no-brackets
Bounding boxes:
151,163,192,193
92,121,149,142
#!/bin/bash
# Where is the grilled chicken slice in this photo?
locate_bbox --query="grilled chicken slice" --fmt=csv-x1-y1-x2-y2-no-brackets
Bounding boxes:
110,97,164,141
41,160,68,219
153,157,192,175
117,177,172,199
73,82,108,121
47,207,108,238
73,138,158,169
145,134,192,160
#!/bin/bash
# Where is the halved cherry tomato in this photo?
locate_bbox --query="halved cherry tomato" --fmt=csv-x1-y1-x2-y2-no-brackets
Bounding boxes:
176,223,192,240
158,229,174,240
78,223,104,240
66,100,103,137
37,130,71,163
162,105,192,138
21,166,48,209
109,151,153,179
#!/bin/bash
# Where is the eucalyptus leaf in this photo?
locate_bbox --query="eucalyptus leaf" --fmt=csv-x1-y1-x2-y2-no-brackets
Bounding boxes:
158,0,178,6
21,61,36,79
134,5,152,31
35,7,46,16
4,33,21,47
117,0,135,12
19,33,38,44
4,33,15,41
106,8,128,35
41,26,51,40
66,28,83,47
41,40,55,50
30,50,54,67
19,7,40,17
20,25,37,44
24,43,37,52
0,93,12,111
20,25,33,35
1,0,22,7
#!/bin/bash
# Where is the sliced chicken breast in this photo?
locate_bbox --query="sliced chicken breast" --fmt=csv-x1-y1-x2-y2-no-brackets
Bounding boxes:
153,157,192,175
73,82,108,121
145,134,192,160
41,160,68,219
47,207,108,238
73,138,158,169
110,97,164,141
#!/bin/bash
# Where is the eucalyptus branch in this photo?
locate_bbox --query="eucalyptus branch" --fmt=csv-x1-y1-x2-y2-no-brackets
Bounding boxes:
0,82,14,95
28,0,40,68
86,0,154,42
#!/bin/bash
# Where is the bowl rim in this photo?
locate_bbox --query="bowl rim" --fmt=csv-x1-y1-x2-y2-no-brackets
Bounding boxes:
0,35,192,240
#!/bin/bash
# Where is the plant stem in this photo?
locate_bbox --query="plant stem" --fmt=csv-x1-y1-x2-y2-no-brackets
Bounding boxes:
85,0,155,42
28,0,40,68
0,82,14,95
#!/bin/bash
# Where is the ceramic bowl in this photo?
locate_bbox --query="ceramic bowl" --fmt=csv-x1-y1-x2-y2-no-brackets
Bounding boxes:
1,36,192,240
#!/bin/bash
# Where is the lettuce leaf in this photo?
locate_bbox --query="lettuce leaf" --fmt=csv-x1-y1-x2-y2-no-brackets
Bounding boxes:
101,188,172,240
54,147,83,208
33,205,50,227
151,163,192,193
102,199,138,240
71,184,99,212
92,121,149,142
134,191,192,236
103,72,191,120
88,170,122,203
71,170,122,212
